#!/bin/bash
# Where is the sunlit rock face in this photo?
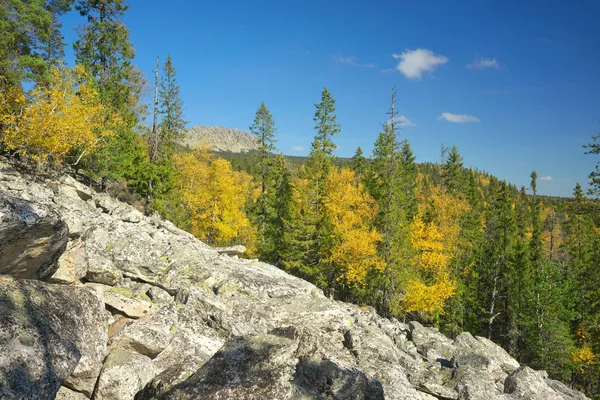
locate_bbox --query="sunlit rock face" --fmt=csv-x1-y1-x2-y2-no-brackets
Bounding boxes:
182,125,259,153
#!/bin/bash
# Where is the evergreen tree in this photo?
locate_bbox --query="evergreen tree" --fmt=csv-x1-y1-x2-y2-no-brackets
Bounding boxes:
367,122,412,315
475,182,519,341
565,183,600,394
529,171,544,266
144,55,186,213
42,0,75,70
159,55,186,150
0,0,53,86
305,87,340,204
74,0,148,182
400,138,418,220
351,146,367,177
248,102,278,255
442,145,465,196
584,132,600,196
297,87,341,291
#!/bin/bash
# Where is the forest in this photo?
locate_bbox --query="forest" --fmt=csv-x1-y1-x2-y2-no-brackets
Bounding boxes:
1,1,599,397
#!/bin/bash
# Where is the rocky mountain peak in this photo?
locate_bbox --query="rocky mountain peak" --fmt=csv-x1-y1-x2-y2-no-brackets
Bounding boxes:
182,126,259,153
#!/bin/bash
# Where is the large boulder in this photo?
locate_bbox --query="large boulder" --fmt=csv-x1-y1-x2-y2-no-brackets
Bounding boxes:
0,277,106,399
0,191,68,279
158,330,384,400
94,348,156,400
109,304,178,357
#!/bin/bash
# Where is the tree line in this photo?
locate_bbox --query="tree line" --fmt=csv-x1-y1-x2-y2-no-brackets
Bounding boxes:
1,1,599,397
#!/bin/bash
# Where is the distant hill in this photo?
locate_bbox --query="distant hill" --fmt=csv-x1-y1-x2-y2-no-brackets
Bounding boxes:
182,126,258,153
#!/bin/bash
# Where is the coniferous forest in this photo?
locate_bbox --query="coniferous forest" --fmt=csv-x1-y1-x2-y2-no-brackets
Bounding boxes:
1,1,600,397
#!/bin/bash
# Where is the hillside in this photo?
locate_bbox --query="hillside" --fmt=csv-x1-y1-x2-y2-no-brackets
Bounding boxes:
0,160,591,400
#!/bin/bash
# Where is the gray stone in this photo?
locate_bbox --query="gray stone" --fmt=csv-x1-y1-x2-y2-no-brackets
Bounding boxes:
109,304,177,357
409,321,455,363
94,348,156,400
95,193,119,214
137,329,223,399
453,332,520,374
504,367,563,400
85,257,122,286
545,378,590,400
104,289,153,319
0,191,68,279
47,238,88,284
0,277,105,400
214,244,247,256
62,287,108,396
112,205,143,223
147,285,172,303
159,332,384,400
55,386,89,400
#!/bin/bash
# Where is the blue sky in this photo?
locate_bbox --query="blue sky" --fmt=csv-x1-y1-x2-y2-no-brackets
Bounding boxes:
60,0,600,197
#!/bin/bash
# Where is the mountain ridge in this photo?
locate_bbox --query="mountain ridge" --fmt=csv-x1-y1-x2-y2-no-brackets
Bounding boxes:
182,126,259,153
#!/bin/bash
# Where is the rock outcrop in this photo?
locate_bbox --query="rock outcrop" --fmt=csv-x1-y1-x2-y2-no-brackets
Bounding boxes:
182,125,259,153
0,159,590,400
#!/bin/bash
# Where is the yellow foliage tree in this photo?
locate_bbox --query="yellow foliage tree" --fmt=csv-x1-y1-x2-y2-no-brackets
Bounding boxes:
404,187,470,314
0,65,116,165
174,148,254,247
324,167,383,287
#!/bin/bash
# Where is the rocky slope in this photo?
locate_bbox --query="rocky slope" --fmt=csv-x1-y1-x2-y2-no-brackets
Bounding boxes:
0,160,589,400
182,126,258,153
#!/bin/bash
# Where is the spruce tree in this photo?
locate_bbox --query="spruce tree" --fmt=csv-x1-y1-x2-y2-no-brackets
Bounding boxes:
367,122,411,315
399,138,417,220
299,87,341,291
144,55,186,214
306,87,340,199
351,146,367,177
442,145,465,196
159,55,186,150
248,102,278,255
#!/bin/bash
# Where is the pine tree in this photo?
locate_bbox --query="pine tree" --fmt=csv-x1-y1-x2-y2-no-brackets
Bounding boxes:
42,1,75,71
367,123,412,315
351,146,367,177
159,55,186,150
248,102,278,255
442,145,465,196
400,139,418,220
143,55,186,213
0,0,55,86
294,87,341,292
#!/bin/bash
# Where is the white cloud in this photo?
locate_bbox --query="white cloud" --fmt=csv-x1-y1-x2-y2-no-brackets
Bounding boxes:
389,116,416,127
334,55,376,68
392,49,448,79
438,112,480,123
540,176,553,181
291,146,304,152
467,57,501,69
